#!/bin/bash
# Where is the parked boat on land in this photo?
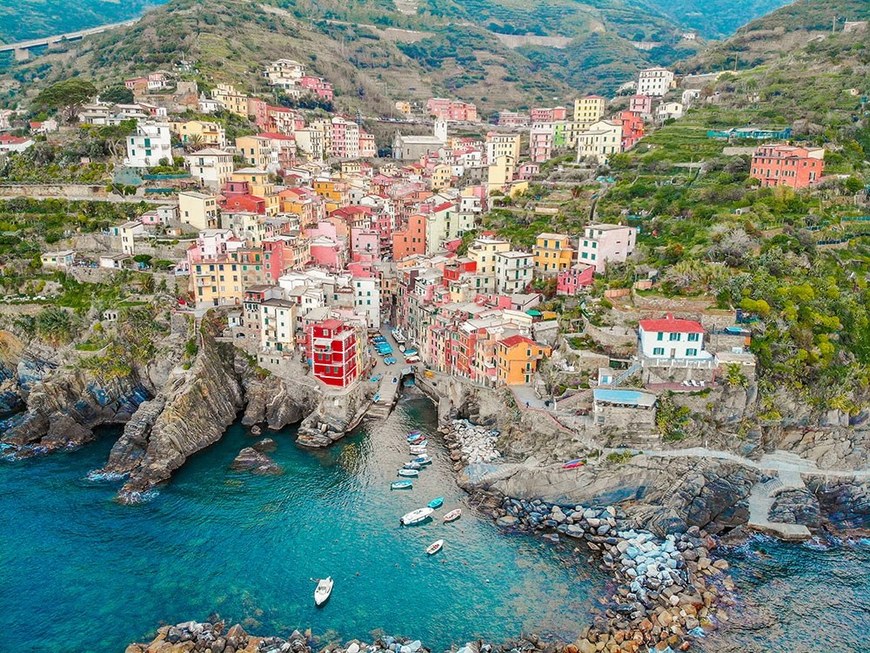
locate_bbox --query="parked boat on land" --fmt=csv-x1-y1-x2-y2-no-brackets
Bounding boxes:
391,480,413,490
443,508,462,523
427,497,444,509
409,444,428,455
426,539,444,555
400,507,434,525
412,454,432,466
397,468,419,478
403,462,422,471
314,577,333,606
562,459,585,470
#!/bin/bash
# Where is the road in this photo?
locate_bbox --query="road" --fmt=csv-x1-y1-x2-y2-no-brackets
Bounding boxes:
0,20,139,53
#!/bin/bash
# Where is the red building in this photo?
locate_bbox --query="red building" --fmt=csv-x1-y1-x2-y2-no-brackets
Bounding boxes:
751,144,825,189
308,320,359,388
392,214,427,261
299,76,335,101
530,106,567,123
557,264,595,296
619,110,645,150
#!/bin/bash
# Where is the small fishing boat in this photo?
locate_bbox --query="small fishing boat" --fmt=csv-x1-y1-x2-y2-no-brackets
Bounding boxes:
443,508,462,523
562,459,585,470
400,507,434,525
427,497,444,509
409,445,428,455
412,454,432,466
403,461,422,471
391,480,413,490
426,539,444,555
397,468,419,478
406,430,422,439
314,577,333,606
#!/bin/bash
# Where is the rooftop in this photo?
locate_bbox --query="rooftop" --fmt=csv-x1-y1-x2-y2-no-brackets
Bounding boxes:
639,313,705,334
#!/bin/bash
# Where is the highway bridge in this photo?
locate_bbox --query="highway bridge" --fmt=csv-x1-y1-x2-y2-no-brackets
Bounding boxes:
0,20,138,55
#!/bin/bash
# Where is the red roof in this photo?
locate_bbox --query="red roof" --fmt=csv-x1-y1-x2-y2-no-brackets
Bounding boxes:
432,201,454,213
258,132,295,141
638,314,704,334
499,335,537,348
0,134,29,144
319,319,343,330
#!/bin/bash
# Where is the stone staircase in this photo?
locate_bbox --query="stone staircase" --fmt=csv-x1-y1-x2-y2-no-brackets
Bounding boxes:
611,361,642,387
747,474,811,541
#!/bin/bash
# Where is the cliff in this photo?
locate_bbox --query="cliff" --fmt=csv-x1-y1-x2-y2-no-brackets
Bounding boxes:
106,332,245,502
237,355,321,431
295,381,373,448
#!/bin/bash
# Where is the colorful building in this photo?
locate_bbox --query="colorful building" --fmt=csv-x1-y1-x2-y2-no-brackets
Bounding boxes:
750,144,825,189
308,319,360,388
533,233,574,275
578,223,637,273
496,335,551,386
557,264,595,295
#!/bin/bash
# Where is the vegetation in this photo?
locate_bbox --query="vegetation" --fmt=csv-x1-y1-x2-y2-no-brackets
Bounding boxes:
33,79,98,123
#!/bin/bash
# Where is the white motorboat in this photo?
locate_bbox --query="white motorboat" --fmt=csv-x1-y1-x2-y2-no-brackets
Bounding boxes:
426,539,444,555
314,577,333,606
409,444,428,455
443,508,462,523
400,507,434,525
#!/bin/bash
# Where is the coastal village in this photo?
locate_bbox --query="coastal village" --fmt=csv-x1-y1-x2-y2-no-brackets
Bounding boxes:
0,59,805,441
1,8,869,653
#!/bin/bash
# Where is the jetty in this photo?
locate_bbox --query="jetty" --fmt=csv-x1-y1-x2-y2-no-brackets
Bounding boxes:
367,366,415,419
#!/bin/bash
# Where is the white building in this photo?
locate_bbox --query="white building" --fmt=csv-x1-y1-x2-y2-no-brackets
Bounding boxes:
637,67,675,97
264,59,306,87
260,298,297,353
637,314,711,360
112,221,146,255
124,122,172,168
576,120,622,164
577,223,637,273
495,250,534,294
184,148,234,189
40,250,75,268
352,275,381,328
656,102,684,122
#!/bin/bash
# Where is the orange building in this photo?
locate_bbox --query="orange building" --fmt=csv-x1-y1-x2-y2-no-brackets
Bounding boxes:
392,214,427,261
496,335,551,386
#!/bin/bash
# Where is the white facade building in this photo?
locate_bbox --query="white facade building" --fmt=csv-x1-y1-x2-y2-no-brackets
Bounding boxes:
184,148,234,189
637,68,675,97
495,250,534,294
576,120,622,164
124,122,172,168
260,298,297,353
577,223,637,273
637,314,711,360
352,275,381,329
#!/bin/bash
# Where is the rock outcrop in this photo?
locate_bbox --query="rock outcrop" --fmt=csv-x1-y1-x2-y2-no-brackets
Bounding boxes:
105,333,245,502
231,447,282,474
296,381,372,448
238,356,320,430
479,455,758,536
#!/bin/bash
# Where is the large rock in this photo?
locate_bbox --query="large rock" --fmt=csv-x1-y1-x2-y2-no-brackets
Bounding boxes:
231,447,282,475
239,361,320,430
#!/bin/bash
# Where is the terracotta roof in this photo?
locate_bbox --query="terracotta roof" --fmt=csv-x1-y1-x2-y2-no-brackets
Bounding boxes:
638,313,704,334
498,334,537,348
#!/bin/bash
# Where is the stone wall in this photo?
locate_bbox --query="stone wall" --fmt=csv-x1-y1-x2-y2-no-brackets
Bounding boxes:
0,183,108,199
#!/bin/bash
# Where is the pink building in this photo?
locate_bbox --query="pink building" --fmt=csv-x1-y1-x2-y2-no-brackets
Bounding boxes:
309,236,345,270
268,106,305,135
248,98,268,128
629,95,653,118
426,98,478,122
578,223,637,273
497,111,529,127
530,106,567,122
557,264,595,295
299,76,334,101
350,227,380,262
516,162,540,181
529,126,554,163
619,111,645,151
359,132,377,158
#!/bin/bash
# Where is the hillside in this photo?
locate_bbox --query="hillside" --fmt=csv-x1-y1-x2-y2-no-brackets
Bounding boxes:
682,0,870,72
638,0,794,39
0,0,707,115
0,0,166,44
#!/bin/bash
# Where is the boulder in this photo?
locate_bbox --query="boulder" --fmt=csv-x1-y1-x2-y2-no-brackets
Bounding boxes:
231,448,282,475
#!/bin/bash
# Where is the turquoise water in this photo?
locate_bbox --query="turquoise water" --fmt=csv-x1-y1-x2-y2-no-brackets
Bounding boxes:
0,397,606,652
700,535,870,653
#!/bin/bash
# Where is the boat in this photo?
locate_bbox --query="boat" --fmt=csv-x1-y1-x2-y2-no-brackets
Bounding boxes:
443,508,462,523
407,430,422,437
403,461,422,470
409,445,428,455
314,577,333,606
426,539,444,555
391,480,413,490
397,468,419,478
412,454,432,466
427,497,444,509
400,507,434,525
562,459,585,470
407,435,426,445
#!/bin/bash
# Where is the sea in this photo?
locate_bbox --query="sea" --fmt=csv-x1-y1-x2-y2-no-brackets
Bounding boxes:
1,394,867,652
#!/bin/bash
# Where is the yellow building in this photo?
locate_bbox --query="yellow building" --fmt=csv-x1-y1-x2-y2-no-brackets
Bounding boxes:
231,168,279,216
468,236,510,293
533,232,574,274
573,95,606,127
211,84,250,118
170,120,226,147
179,191,220,230
430,163,453,190
496,335,551,386
235,135,275,170
487,155,516,193
486,132,521,163
191,249,267,307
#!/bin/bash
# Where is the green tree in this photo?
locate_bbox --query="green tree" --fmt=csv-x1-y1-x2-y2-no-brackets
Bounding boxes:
34,79,98,123
99,85,135,104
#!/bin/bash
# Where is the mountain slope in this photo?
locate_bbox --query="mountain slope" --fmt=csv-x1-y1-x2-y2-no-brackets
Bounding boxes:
638,0,794,39
0,0,166,44
682,0,870,72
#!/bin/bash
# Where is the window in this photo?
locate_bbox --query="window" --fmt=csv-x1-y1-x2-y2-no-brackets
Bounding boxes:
669,333,680,341
656,332,664,341
686,348,698,357
653,347,665,356
687,333,699,342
